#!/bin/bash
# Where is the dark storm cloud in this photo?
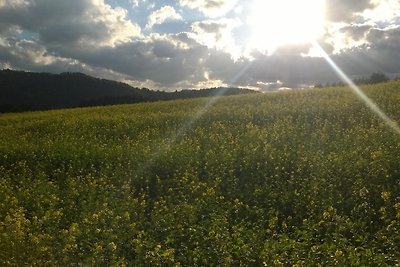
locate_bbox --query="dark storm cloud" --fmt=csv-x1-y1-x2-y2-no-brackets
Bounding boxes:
203,32,400,89
325,0,376,22
0,0,141,47
151,39,180,59
0,0,148,84
328,24,400,76
203,49,245,81
340,24,372,41
243,54,329,86
364,27,400,73
0,0,217,89
57,35,209,86
0,0,399,91
0,39,70,73
367,27,400,50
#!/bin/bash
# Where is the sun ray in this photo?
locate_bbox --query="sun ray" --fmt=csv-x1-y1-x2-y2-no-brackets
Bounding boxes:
312,41,400,136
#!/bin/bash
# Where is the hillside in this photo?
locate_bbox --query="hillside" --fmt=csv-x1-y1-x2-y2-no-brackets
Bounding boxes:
0,69,256,112
1,81,400,265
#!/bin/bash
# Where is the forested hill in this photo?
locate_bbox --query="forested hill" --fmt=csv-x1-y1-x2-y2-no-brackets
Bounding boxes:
0,70,257,112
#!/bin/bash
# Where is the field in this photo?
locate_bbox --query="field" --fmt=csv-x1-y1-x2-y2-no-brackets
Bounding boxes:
1,82,400,266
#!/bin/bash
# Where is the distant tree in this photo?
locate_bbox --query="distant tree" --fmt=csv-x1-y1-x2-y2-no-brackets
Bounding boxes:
353,76,369,85
0,70,258,113
368,72,389,84
314,83,323,88
330,81,345,87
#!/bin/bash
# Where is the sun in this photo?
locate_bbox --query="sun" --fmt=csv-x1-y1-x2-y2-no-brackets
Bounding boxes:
247,0,325,53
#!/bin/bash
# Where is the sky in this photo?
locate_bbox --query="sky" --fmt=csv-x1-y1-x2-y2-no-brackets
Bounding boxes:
0,0,399,91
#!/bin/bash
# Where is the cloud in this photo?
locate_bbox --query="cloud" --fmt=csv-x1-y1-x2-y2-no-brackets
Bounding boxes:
56,33,208,88
191,18,241,57
146,5,182,30
362,0,400,24
0,36,132,82
254,80,284,92
179,0,238,18
367,27,400,49
323,24,372,53
0,0,147,85
324,0,377,22
324,15,400,53
0,0,400,92
0,0,141,47
130,0,139,7
0,0,29,8
340,25,372,41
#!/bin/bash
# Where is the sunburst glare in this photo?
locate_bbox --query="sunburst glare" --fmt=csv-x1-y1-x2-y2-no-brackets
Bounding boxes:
247,0,325,53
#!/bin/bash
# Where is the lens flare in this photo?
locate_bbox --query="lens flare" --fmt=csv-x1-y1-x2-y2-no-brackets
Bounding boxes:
312,41,400,135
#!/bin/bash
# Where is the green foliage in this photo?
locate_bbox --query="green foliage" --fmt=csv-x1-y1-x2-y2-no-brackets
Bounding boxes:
368,73,390,84
1,81,400,265
0,69,256,113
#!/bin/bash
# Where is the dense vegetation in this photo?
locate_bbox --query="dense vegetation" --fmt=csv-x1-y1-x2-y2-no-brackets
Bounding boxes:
315,72,391,88
0,69,256,113
1,81,400,266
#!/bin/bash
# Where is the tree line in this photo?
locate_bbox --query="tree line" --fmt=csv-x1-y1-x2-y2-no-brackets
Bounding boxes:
0,70,257,113
314,72,393,88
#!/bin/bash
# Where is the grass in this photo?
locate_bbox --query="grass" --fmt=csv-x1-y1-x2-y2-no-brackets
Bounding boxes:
1,81,400,266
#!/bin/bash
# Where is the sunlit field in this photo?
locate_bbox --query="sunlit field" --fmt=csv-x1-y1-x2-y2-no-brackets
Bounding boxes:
1,81,400,265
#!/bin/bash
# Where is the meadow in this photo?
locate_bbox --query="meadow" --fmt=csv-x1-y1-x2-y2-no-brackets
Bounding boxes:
1,81,400,266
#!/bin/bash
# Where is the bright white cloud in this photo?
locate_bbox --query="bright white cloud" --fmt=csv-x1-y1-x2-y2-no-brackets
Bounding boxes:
191,18,241,58
146,5,182,30
321,0,400,54
129,0,153,9
363,0,400,24
90,3,142,46
14,40,57,65
130,0,139,7
0,0,29,8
